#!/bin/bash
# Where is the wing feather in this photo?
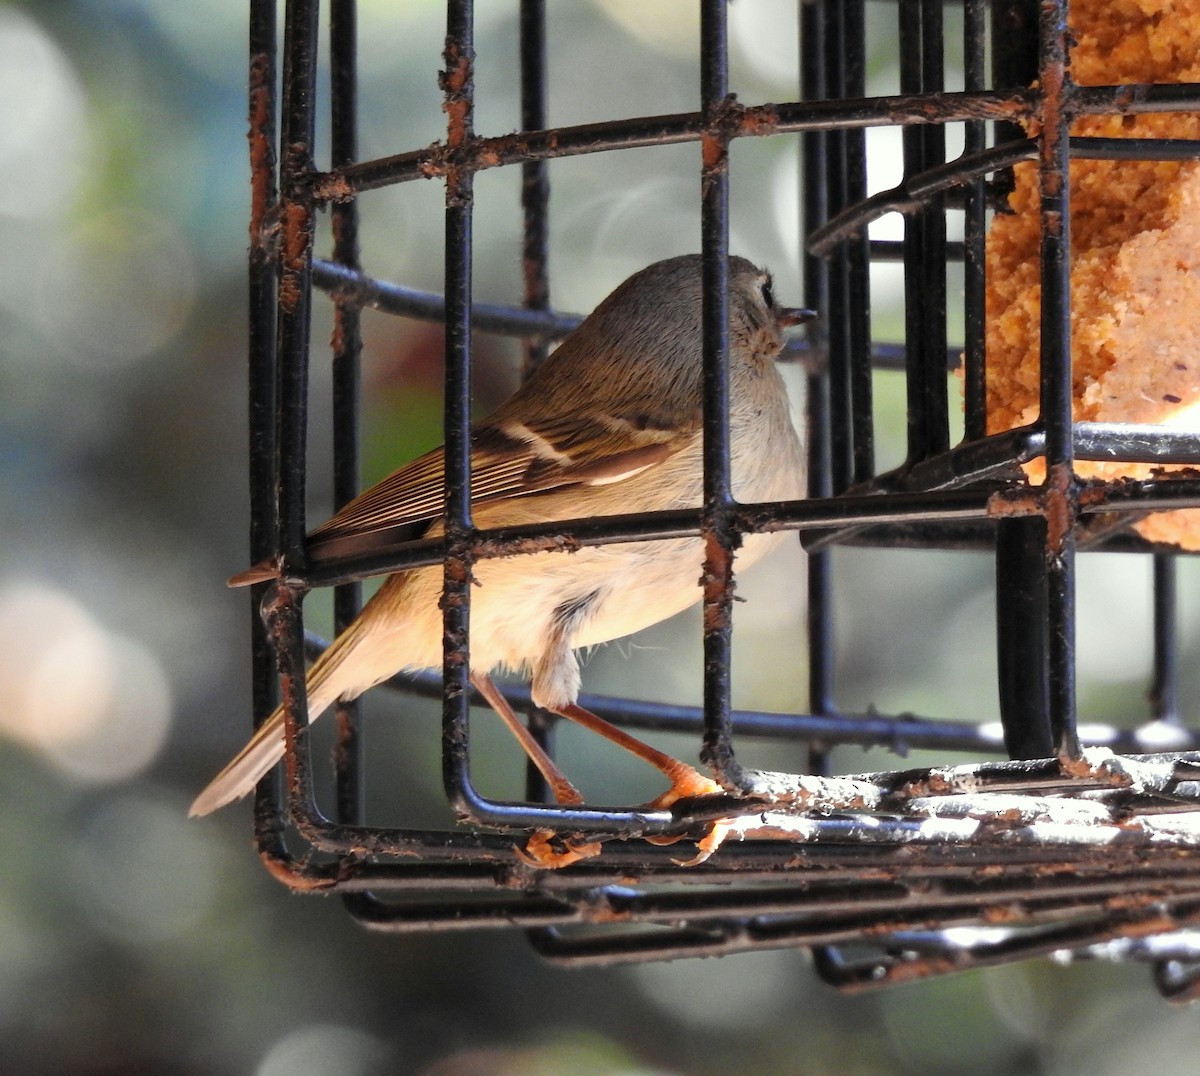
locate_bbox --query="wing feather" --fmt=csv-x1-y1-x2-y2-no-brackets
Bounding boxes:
231,410,698,583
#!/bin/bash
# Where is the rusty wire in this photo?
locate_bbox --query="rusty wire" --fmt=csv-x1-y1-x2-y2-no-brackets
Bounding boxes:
241,0,1200,995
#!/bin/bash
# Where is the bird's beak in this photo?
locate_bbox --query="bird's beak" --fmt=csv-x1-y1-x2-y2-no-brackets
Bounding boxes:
777,306,818,328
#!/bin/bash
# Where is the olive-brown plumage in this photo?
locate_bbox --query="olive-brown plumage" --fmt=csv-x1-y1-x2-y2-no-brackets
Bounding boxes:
191,255,808,828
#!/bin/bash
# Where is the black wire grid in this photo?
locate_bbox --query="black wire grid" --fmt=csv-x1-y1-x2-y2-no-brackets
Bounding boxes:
241,0,1200,995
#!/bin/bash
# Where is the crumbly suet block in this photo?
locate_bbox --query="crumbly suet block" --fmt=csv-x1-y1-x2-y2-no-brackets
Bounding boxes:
984,0,1200,547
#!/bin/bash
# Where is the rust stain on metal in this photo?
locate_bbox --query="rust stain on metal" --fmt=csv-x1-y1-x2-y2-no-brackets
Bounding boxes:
440,37,473,151
442,639,468,672
701,129,726,172
439,556,474,608
701,533,735,634
258,850,337,891
1037,13,1069,202
986,486,1041,519
1105,892,1159,912
474,533,582,560
1076,483,1110,510
1034,861,1080,877
1058,753,1093,780
312,171,355,203
279,198,312,313
700,129,726,201
901,771,954,798
1118,913,1178,939
738,101,779,138
247,52,277,253
987,463,1078,551
1110,84,1137,112
418,151,448,180
1043,461,1076,556
887,90,1031,127
474,146,503,169
701,94,740,197
439,36,475,208
330,306,348,357
882,957,956,984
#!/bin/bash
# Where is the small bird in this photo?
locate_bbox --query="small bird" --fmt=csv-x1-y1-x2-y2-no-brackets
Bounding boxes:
191,254,810,864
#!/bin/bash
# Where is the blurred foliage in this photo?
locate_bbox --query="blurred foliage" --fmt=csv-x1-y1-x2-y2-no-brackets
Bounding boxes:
2,1,1199,1074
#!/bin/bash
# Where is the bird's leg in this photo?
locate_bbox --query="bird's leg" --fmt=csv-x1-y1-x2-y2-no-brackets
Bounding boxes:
547,701,730,859
471,673,584,805
548,701,723,803
470,673,602,868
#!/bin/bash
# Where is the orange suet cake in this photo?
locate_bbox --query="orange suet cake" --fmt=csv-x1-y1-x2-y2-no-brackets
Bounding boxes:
984,0,1200,548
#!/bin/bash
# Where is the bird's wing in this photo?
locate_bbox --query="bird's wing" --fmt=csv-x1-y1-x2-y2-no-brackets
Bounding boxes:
229,411,696,584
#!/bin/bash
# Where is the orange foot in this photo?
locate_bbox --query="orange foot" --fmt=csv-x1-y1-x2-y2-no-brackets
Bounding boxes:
516,829,604,869
672,818,734,865
641,760,732,864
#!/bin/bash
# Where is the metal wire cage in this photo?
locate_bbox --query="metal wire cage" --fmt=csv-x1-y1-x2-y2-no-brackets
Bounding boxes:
239,0,1200,994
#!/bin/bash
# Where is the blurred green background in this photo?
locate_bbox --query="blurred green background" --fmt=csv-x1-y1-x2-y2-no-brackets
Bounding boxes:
3,1,1200,1073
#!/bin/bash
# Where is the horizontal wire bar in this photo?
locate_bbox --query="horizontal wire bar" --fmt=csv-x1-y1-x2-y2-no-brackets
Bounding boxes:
312,89,1035,198
267,817,1200,893
309,83,1200,202
311,256,946,371
312,258,579,338
289,474,1200,589
809,135,1200,255
306,635,1200,758
292,487,995,587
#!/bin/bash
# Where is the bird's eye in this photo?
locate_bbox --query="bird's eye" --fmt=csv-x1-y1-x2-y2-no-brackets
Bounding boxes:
759,276,774,309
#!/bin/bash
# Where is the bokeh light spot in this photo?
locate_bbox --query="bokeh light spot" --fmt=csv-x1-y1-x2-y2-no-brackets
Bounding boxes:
35,208,196,367
0,581,172,784
0,8,88,219
256,1025,391,1076
70,793,223,944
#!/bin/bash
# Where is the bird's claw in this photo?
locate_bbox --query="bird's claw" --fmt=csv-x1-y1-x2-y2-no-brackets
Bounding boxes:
516,829,603,869
642,761,732,864
514,762,735,868
671,819,733,865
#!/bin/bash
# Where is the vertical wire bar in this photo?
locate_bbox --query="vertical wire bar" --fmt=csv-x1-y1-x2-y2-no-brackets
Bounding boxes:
806,4,843,992
843,0,873,484
329,0,364,826
519,0,551,379
995,518,1053,758
698,0,740,788
276,0,319,569
518,0,555,803
800,0,834,781
823,0,853,495
1151,555,1180,723
248,0,284,840
989,0,1051,761
921,0,948,456
961,0,987,441
440,0,478,814
899,0,949,464
916,0,945,446
1036,0,1080,759
989,0,1038,206
898,0,927,462
274,0,323,821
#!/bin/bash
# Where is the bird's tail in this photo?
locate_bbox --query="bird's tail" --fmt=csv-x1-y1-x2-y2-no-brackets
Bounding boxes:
188,622,365,818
